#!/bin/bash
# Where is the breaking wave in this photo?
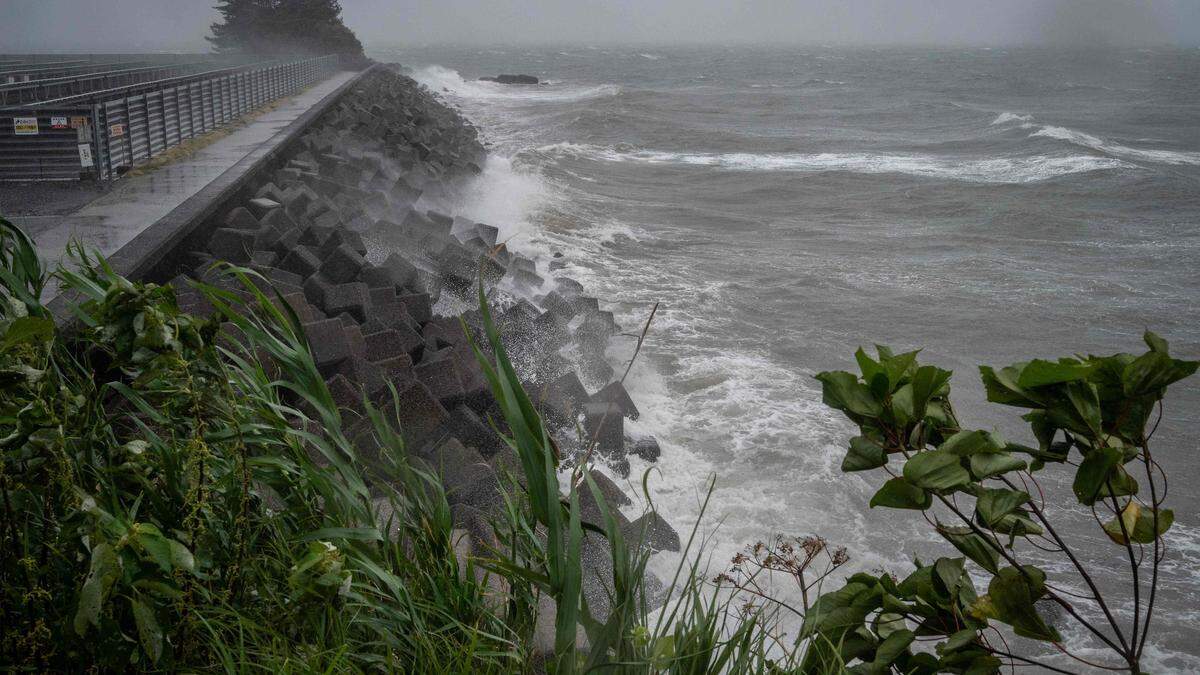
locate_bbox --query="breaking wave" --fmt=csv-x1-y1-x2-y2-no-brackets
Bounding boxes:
992,112,1200,165
1032,124,1200,165
409,65,621,104
535,143,1133,184
991,111,1035,126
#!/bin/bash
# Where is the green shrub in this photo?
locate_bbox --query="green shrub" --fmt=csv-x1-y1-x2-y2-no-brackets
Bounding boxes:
809,340,1195,673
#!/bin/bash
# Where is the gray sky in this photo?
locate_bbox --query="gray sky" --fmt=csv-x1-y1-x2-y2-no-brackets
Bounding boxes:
1,0,1198,51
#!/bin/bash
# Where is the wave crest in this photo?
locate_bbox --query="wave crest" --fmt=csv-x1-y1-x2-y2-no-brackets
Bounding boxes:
536,143,1133,184
1031,124,1200,165
410,65,621,104
991,112,1034,126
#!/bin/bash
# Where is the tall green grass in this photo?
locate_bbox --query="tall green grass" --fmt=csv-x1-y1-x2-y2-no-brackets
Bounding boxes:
0,217,829,673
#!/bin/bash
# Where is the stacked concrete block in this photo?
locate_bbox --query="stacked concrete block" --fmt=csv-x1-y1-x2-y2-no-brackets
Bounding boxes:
169,65,680,628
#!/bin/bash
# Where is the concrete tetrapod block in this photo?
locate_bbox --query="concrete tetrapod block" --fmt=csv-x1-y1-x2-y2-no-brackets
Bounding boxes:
363,329,407,362
631,436,662,462
323,282,369,323
302,318,352,374
320,243,366,284
223,206,259,231
556,278,585,299
415,352,465,408
360,254,418,292
386,380,449,446
583,402,624,457
207,228,256,264
396,292,432,325
247,197,282,219
320,229,367,257
279,246,323,279
331,355,388,401
539,370,589,424
590,381,640,421
255,182,285,202
540,290,577,321
624,512,681,553
447,404,503,458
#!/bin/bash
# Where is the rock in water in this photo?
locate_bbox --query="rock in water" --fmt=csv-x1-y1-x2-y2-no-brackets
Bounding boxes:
479,74,539,85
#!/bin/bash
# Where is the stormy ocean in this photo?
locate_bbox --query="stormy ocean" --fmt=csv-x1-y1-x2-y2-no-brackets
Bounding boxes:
380,45,1200,670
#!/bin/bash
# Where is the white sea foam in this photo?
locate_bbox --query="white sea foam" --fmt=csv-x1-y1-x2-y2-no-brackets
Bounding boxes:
409,65,620,104
638,53,662,60
1032,124,1200,165
445,154,555,247
537,142,1133,183
991,111,1034,126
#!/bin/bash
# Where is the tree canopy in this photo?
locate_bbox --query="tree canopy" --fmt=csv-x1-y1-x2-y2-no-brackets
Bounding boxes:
209,0,366,65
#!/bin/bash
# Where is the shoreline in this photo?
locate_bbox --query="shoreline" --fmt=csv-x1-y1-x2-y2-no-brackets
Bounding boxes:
164,63,680,631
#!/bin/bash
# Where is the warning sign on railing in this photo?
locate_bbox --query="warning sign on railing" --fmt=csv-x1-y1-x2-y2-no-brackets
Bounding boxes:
50,116,68,129
13,117,38,135
109,123,125,137
78,143,94,168
70,116,88,129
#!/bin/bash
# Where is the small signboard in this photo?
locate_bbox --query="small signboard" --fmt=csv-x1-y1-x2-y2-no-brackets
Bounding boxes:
13,116,38,135
69,116,88,129
78,143,94,168
109,123,125,137
50,116,68,129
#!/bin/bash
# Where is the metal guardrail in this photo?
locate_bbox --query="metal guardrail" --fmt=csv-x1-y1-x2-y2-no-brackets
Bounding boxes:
0,54,339,181
0,62,219,106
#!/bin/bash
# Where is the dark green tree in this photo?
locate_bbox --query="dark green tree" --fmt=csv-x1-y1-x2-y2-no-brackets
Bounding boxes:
208,0,366,65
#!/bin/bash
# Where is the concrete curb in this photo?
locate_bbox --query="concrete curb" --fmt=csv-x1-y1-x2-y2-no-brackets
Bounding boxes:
48,65,376,324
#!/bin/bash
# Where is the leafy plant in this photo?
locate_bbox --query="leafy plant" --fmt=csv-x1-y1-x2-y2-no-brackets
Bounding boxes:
810,341,1196,673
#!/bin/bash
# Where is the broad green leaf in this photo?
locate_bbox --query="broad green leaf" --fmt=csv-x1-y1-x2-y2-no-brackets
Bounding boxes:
1143,330,1169,354
938,525,1000,574
963,654,1003,675
1072,447,1122,506
968,453,1026,480
940,628,979,653
843,436,887,472
167,539,195,572
975,488,1030,527
132,525,173,572
903,450,970,491
873,612,908,640
1021,410,1057,451
939,430,1003,456
74,543,118,636
852,629,914,674
1103,502,1174,545
988,511,1043,537
1065,381,1102,435
870,478,932,510
980,364,1040,408
987,566,1060,642
815,370,883,418
1,315,53,349
856,347,889,398
131,597,163,663
910,365,952,411
650,635,676,669
1017,358,1095,388
1131,506,1174,543
934,557,968,597
802,581,885,638
891,383,914,426
1122,351,1198,398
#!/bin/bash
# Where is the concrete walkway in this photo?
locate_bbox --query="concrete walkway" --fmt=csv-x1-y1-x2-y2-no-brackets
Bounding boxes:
12,70,360,297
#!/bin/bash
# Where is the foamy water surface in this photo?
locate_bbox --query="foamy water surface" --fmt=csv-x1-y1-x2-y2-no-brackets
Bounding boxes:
383,46,1200,671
